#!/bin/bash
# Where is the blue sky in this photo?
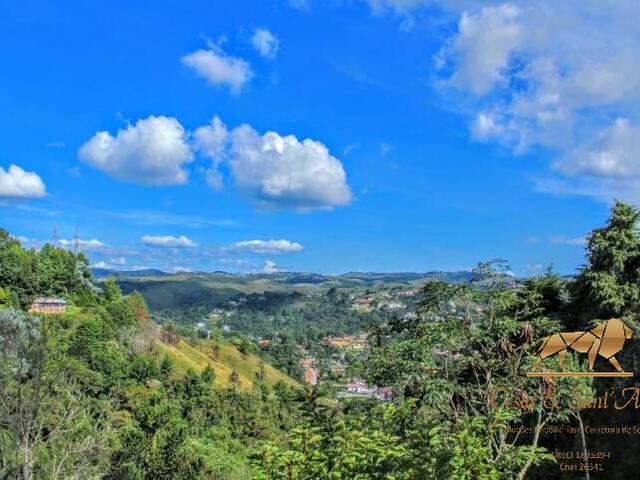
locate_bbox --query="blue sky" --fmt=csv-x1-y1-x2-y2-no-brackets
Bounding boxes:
1,0,637,275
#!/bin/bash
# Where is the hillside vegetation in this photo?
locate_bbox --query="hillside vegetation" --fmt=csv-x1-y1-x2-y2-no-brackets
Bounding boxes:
154,334,297,389
102,270,480,311
2,202,640,479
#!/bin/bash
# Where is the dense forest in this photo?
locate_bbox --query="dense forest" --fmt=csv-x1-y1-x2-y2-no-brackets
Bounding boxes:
1,201,639,479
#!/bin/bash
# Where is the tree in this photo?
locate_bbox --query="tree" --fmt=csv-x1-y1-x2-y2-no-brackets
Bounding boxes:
0,309,110,479
0,286,14,308
563,202,640,480
367,269,585,478
102,278,122,303
571,201,640,321
127,291,150,323
0,236,39,308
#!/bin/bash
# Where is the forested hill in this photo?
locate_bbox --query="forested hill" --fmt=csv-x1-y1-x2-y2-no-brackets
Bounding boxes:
0,229,301,478
92,268,487,311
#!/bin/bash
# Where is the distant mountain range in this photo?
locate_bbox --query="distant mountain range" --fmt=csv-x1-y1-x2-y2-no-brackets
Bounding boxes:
92,268,170,278
91,268,481,285
92,268,521,311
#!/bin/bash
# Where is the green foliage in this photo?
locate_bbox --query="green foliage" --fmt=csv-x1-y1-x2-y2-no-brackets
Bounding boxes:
3,203,640,480
367,267,586,478
0,286,13,308
102,278,123,302
0,229,93,308
572,201,640,319
0,309,112,479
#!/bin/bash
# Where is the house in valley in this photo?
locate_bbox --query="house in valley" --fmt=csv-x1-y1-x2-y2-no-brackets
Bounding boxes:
28,297,67,315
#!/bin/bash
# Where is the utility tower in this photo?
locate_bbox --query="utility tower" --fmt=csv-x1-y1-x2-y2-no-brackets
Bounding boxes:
52,224,59,245
74,226,80,253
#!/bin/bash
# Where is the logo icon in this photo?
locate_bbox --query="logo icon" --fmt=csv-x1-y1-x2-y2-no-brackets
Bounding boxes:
527,319,634,377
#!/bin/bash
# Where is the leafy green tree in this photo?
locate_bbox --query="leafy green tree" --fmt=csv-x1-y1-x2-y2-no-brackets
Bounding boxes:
0,309,111,479
127,291,150,323
102,278,122,303
107,390,204,480
571,201,640,321
367,269,586,479
0,233,39,308
0,286,13,308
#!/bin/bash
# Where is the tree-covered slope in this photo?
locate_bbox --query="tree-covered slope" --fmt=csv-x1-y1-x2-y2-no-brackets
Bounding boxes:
154,333,298,389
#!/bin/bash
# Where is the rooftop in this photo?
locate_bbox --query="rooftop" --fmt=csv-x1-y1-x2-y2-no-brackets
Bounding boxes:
32,298,67,305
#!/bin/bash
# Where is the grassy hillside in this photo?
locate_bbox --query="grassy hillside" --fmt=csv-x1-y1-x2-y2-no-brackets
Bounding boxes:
154,333,298,390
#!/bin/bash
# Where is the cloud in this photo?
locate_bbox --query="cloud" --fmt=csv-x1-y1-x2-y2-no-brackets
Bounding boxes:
263,260,280,273
437,4,523,95
140,235,197,248
554,118,640,178
192,116,229,191
367,0,430,15
288,0,310,10
79,116,193,185
0,164,47,199
471,111,505,141
59,238,106,250
343,143,360,156
379,142,393,156
93,261,111,269
111,257,127,265
251,28,280,59
426,1,640,201
79,113,353,211
173,265,192,273
229,125,352,210
229,239,304,254
101,208,238,228
549,235,586,247
181,44,253,94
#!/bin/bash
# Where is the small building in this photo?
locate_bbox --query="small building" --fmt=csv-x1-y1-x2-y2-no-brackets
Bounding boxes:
304,367,319,386
323,335,369,351
344,378,394,401
29,297,67,315
301,357,319,385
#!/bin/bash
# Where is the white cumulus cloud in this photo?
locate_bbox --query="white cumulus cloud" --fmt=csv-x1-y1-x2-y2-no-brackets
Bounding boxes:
263,260,280,273
79,116,193,186
251,28,280,59
59,238,106,250
439,4,523,95
182,45,253,94
229,239,304,254
140,235,197,248
229,125,352,210
0,164,47,199
555,118,640,178
425,1,640,200
192,116,229,191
